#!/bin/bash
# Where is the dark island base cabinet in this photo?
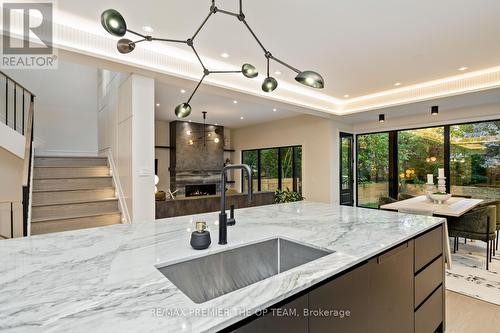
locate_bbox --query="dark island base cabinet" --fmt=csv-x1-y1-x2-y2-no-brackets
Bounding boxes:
232,225,444,333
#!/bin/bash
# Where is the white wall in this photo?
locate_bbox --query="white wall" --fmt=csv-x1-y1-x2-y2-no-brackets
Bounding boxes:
0,122,25,158
231,115,353,204
0,148,23,238
98,71,155,222
4,61,98,156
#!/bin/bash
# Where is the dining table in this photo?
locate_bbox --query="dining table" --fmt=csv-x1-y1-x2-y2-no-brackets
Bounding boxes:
380,195,484,269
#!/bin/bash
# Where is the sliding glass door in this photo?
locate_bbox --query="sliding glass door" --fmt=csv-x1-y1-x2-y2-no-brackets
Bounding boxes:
356,119,499,208
357,133,390,208
450,121,500,199
398,127,444,196
340,133,354,206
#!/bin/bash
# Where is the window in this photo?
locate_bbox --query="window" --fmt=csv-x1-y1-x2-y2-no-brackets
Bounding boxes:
357,133,389,208
356,119,499,208
450,121,500,199
241,146,302,193
242,150,258,193
398,127,444,196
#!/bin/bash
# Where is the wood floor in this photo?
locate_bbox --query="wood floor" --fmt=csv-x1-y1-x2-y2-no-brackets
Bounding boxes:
446,290,500,332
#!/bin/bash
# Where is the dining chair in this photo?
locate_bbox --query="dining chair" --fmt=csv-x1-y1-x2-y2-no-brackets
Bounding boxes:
448,205,497,270
397,193,415,201
378,196,397,209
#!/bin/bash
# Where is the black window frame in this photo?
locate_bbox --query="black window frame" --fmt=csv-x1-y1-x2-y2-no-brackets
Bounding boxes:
242,145,302,193
355,118,500,209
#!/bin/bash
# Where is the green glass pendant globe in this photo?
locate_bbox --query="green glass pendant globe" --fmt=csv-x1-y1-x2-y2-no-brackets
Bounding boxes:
101,9,127,37
295,70,324,89
262,77,278,92
175,103,192,118
242,63,258,78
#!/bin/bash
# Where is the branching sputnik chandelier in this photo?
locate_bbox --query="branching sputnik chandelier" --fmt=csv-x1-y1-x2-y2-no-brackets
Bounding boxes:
186,112,221,146
100,0,325,119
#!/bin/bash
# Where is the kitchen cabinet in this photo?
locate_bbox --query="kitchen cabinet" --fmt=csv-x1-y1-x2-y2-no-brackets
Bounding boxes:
232,225,444,333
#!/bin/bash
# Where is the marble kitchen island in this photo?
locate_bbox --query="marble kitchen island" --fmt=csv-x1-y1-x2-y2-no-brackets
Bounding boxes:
0,202,445,332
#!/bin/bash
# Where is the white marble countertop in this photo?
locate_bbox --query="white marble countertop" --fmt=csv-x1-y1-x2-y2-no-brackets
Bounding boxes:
0,202,445,333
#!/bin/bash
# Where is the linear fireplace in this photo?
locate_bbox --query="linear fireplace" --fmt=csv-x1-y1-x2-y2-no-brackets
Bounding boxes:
185,184,217,197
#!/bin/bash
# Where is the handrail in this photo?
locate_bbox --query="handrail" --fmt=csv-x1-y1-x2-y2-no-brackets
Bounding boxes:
22,99,34,186
0,71,36,97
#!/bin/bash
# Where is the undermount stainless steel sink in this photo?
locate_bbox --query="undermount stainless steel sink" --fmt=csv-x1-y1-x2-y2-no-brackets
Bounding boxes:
156,238,332,304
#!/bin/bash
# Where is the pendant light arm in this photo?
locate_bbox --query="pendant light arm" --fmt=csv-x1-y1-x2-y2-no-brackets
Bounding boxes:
209,70,243,74
269,55,301,74
239,0,243,14
126,29,147,39
151,37,188,44
191,46,207,70
192,11,213,40
241,19,269,54
187,74,207,104
217,8,240,18
266,57,270,77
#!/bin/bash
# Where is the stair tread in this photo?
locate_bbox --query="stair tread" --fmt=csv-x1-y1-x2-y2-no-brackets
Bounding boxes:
33,175,111,179
32,211,121,223
32,187,115,193
32,197,118,207
35,156,106,159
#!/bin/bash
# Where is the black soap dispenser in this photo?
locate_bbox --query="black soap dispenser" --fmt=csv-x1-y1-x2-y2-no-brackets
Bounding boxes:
190,221,211,250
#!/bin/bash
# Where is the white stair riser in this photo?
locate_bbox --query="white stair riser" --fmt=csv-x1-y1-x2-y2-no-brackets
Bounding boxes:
32,189,116,206
34,157,108,167
33,178,113,191
34,167,110,179
31,214,121,235
32,200,119,220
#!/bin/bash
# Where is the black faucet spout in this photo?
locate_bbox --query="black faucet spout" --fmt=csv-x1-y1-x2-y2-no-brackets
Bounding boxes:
218,164,253,245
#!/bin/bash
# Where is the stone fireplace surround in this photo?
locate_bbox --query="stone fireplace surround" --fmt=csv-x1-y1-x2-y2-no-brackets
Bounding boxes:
169,120,225,197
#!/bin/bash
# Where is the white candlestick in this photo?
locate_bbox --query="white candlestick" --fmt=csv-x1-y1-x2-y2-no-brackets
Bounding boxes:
427,174,434,184
438,168,445,178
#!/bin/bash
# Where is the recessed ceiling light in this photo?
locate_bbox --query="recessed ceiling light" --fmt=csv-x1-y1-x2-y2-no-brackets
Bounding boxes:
274,71,281,75
180,89,186,94
188,120,192,122
458,66,468,71
344,94,350,98
394,82,402,87
156,103,160,107
142,26,154,33
240,116,244,120
273,108,277,112
220,52,230,58
233,100,238,104
215,123,218,126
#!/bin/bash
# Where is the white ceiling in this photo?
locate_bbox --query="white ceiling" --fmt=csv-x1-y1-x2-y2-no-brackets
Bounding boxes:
57,0,500,98
155,79,301,128
339,88,500,124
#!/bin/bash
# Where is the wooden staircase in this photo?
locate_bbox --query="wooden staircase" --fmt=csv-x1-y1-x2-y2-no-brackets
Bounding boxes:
31,156,122,235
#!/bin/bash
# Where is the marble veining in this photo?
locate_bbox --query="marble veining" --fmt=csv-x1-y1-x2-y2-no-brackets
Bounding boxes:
0,202,444,332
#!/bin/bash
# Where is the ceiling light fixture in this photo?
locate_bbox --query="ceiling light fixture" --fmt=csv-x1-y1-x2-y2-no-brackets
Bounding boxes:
186,111,221,146
274,71,281,75
220,52,230,58
344,94,349,98
394,82,402,87
273,108,277,112
101,1,324,118
233,100,238,104
379,114,385,123
156,103,160,107
142,26,154,33
240,116,244,120
431,105,439,116
180,89,186,94
458,66,468,71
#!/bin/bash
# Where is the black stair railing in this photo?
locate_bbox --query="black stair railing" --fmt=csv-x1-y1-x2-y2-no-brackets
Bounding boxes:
1,71,36,237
